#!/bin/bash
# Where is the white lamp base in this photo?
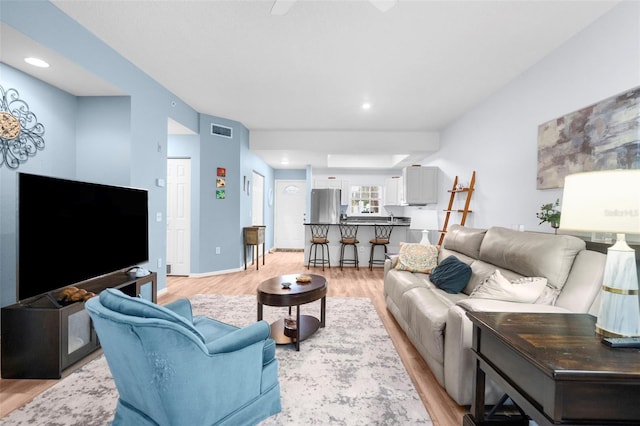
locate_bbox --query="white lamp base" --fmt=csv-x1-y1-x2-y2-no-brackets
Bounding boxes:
596,233,640,337
419,230,431,246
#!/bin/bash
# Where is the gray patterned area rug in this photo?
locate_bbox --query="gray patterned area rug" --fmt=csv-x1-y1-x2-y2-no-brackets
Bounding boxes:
2,295,432,425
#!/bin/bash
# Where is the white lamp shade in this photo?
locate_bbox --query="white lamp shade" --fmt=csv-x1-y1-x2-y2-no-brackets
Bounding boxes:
560,170,640,234
410,210,438,231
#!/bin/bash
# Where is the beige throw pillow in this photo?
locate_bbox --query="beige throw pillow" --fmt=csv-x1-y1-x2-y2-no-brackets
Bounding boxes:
470,270,547,303
394,242,439,273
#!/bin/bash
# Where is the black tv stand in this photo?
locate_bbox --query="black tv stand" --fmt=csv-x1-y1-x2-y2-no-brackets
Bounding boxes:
1,270,157,379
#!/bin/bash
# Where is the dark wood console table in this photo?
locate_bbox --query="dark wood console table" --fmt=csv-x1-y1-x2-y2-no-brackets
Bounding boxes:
465,312,640,426
1,271,157,379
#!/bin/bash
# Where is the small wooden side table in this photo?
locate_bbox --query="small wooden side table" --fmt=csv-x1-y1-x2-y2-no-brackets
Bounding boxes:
244,226,265,270
465,311,640,426
257,274,327,351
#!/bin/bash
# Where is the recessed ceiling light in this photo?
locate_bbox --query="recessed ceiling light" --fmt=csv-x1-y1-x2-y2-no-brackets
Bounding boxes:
24,57,50,68
362,102,371,110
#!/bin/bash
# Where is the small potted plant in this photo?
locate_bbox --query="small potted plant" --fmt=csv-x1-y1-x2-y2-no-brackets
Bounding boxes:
536,199,561,234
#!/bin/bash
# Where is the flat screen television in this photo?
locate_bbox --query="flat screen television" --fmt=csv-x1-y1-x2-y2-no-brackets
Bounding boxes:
17,173,149,302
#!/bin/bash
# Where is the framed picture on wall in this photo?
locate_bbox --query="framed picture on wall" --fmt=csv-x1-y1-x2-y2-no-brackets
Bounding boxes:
216,189,226,199
537,86,640,189
217,167,226,177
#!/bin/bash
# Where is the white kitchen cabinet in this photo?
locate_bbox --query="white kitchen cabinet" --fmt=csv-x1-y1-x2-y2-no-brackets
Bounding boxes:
403,166,438,205
313,178,350,204
384,176,403,206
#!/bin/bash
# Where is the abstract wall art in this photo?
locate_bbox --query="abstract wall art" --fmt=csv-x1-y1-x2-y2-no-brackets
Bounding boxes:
0,85,46,169
537,86,640,189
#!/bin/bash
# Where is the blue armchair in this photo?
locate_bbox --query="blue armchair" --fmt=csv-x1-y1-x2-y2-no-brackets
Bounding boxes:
85,289,281,425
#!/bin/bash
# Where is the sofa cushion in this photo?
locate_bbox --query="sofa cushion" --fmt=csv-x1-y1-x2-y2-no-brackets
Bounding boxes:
430,256,472,294
478,227,585,291
384,269,432,314
469,270,547,303
534,285,561,305
442,224,487,259
394,242,439,273
403,286,467,379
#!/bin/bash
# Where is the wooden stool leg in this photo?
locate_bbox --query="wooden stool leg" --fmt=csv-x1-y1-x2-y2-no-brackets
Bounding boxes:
354,244,359,270
369,244,375,270
326,243,330,269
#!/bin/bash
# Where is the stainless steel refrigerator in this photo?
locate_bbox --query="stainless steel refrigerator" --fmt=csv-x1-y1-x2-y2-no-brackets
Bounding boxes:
310,188,341,224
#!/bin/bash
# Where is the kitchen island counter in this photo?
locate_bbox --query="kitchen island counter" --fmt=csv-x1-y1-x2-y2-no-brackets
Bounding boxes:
303,221,410,268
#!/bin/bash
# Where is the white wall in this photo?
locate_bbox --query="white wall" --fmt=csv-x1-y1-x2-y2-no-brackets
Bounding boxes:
423,1,640,233
312,168,404,216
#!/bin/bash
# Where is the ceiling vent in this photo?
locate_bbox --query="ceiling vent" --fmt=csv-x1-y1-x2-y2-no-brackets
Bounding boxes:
211,123,233,139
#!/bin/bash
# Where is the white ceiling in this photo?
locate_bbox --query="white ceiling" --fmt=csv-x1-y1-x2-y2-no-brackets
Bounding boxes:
2,1,619,169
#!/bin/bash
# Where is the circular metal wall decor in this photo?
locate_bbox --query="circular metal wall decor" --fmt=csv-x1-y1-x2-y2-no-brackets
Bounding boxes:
0,85,45,169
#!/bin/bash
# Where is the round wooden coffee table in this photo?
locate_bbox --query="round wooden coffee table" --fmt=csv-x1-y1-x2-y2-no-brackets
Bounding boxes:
257,273,327,351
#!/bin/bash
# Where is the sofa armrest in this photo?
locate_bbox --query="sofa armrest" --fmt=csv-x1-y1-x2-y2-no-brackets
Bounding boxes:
384,257,398,276
555,249,606,314
443,299,572,405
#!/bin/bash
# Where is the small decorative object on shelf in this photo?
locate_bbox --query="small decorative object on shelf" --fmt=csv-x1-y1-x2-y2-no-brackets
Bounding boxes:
536,198,561,234
296,275,312,283
284,315,297,338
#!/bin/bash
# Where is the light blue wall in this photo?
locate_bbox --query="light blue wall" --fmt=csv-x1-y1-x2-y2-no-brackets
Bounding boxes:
1,1,196,302
0,64,78,307
1,1,275,309
194,115,275,273
275,169,306,180
76,96,132,185
241,126,276,256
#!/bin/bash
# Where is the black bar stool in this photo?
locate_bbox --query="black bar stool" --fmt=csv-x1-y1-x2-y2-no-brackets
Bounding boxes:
338,224,359,270
369,224,393,270
307,224,331,271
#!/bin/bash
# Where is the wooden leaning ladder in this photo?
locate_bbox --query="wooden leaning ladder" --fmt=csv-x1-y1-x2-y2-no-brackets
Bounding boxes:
438,171,476,246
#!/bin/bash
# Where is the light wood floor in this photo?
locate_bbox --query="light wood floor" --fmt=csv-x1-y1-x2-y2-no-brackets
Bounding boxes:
0,251,467,425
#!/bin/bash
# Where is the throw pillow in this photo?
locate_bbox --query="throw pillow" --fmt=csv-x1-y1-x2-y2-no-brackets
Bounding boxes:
534,285,561,305
470,270,548,303
394,242,439,273
429,255,472,294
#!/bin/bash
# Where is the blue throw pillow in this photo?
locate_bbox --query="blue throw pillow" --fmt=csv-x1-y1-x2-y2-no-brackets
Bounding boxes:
430,255,472,294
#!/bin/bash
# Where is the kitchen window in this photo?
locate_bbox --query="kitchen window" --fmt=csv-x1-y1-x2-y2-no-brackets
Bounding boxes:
348,185,382,215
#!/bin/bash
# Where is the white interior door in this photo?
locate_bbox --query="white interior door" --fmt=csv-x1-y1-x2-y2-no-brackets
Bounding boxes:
166,158,191,275
274,180,306,249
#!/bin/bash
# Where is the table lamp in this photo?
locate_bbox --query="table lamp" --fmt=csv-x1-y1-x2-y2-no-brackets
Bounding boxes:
559,170,640,337
410,210,439,246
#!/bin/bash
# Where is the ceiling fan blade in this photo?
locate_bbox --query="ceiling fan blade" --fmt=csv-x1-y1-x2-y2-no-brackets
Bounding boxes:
271,0,297,16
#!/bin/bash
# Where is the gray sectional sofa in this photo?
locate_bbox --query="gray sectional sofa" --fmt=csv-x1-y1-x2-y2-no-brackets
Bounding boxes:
383,224,607,405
